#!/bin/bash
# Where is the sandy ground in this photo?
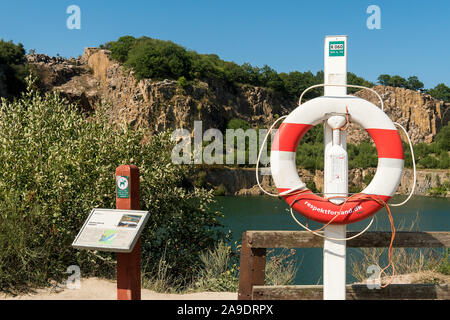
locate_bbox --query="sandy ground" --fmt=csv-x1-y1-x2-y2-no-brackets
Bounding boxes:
1,277,237,300
2,271,447,300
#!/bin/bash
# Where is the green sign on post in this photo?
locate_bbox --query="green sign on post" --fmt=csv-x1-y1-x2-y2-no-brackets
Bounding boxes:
117,176,130,198
329,41,345,56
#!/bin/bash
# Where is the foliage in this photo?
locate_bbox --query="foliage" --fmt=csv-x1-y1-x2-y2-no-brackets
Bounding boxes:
348,142,378,169
265,249,298,286
214,184,228,196
227,118,252,131
0,39,28,97
427,83,450,102
103,35,136,63
177,76,189,90
125,37,192,81
427,174,450,197
437,249,450,275
142,250,183,293
350,218,450,284
407,124,450,169
204,119,450,170
193,243,299,293
363,171,375,186
295,125,378,171
295,122,450,171
347,72,376,93
102,35,450,105
376,74,450,102
102,36,377,100
377,74,424,91
193,241,239,292
0,76,223,290
350,246,449,284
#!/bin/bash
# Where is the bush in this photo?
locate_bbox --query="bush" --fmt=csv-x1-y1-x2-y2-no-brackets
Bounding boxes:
177,76,188,90
227,118,252,131
0,76,223,290
0,39,28,97
419,155,439,169
125,37,191,81
265,249,298,286
102,36,378,100
193,241,239,292
107,35,136,63
434,123,450,151
437,249,450,275
193,244,299,292
427,83,450,102
377,74,424,91
214,184,228,196
348,142,378,169
350,217,450,284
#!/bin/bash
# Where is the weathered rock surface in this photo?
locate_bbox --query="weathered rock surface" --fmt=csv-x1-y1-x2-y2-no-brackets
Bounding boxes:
26,53,100,111
24,49,449,198
84,49,293,133
27,48,450,143
203,167,449,197
352,86,449,144
26,49,448,146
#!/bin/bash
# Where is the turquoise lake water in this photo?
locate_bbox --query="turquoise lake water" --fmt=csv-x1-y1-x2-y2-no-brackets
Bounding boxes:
212,195,449,284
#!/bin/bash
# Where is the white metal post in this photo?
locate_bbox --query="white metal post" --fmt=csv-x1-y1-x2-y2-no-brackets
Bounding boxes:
323,35,348,300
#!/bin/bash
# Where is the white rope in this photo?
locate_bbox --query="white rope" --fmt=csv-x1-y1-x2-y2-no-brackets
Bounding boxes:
390,122,416,206
298,83,385,111
289,206,375,241
254,108,375,241
255,115,287,197
254,83,409,241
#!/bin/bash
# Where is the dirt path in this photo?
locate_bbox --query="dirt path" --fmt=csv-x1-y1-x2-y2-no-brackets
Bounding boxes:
1,277,237,300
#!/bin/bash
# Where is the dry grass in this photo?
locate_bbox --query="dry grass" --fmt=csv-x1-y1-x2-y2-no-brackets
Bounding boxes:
264,249,299,286
350,214,450,285
351,247,448,284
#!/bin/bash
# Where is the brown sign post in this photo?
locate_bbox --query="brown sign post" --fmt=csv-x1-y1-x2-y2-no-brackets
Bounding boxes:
115,164,141,300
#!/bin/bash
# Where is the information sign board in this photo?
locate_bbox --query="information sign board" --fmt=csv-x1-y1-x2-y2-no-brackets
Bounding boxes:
72,208,149,253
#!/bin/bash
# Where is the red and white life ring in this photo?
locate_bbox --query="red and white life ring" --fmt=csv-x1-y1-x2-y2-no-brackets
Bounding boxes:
270,96,404,225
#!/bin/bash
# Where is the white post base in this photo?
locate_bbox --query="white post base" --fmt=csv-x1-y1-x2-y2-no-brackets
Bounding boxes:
323,225,346,300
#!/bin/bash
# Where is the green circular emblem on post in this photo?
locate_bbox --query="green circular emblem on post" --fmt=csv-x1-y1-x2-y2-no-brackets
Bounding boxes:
117,176,130,198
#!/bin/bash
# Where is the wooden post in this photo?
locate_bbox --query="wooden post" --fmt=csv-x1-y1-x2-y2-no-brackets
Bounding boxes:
115,165,141,300
238,232,266,300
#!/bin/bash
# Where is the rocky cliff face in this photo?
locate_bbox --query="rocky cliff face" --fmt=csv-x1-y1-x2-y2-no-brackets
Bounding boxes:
24,49,449,197
81,48,293,133
203,167,450,197
26,48,448,144
27,53,101,111
352,86,449,144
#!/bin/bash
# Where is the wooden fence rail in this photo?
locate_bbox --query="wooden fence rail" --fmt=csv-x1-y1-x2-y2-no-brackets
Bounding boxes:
237,231,450,300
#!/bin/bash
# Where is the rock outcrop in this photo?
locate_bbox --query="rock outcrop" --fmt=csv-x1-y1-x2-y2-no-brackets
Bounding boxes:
27,53,100,111
352,86,449,144
82,49,293,133
202,167,449,197
24,49,449,198
26,48,448,145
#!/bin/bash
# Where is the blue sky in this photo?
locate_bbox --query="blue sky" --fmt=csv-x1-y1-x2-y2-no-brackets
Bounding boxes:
0,0,449,88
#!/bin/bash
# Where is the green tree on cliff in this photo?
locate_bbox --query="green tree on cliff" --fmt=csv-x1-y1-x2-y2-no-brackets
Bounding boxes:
0,39,28,97
428,83,450,102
